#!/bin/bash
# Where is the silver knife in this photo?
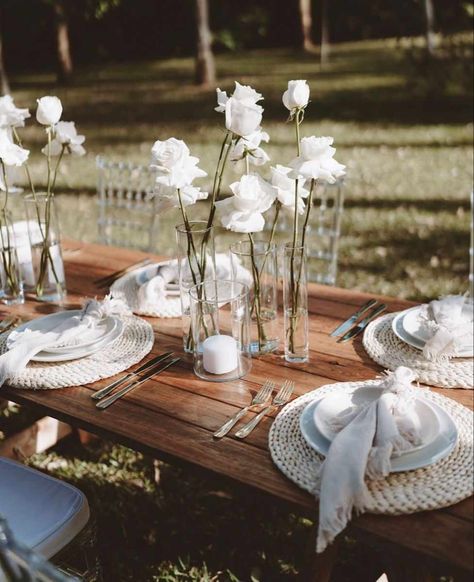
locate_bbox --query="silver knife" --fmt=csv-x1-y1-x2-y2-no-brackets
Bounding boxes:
96,357,181,410
330,299,378,337
91,351,174,400
337,304,387,343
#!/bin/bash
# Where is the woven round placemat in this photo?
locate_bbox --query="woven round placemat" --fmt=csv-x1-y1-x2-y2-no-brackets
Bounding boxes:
363,313,473,389
111,261,181,318
269,380,473,515
1,315,154,390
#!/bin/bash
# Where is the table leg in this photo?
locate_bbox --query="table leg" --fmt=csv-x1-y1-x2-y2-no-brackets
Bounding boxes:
299,527,340,582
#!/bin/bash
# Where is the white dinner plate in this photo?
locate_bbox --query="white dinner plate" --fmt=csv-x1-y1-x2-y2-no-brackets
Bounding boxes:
8,311,115,353
392,307,474,358
299,392,458,473
31,319,124,362
312,387,440,454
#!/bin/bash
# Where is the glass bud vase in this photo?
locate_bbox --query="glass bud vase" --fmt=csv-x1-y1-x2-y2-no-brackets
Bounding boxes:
24,193,66,302
283,243,309,363
175,221,215,353
230,240,278,355
0,210,24,305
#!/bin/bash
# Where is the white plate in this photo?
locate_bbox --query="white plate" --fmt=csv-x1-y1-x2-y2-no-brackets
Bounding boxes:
31,319,124,362
134,262,180,294
392,307,474,358
299,392,458,472
8,311,116,353
313,387,440,454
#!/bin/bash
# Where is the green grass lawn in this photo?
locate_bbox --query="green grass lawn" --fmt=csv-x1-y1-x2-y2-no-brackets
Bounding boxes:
2,37,473,581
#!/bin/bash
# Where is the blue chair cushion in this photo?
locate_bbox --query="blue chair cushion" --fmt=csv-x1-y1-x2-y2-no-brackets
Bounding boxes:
0,457,89,559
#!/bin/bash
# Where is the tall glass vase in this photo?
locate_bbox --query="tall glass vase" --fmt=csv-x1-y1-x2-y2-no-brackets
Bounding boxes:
175,221,215,353
230,240,278,355
24,193,66,303
283,243,309,363
0,210,24,305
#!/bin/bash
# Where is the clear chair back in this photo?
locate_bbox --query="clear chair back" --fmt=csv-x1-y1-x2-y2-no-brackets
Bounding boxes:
306,177,344,285
96,156,158,251
0,515,77,582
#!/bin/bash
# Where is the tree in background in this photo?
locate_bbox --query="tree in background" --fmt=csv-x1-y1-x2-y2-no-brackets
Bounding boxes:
53,0,73,83
423,0,437,55
299,0,317,52
195,0,215,86
320,0,330,65
0,7,9,95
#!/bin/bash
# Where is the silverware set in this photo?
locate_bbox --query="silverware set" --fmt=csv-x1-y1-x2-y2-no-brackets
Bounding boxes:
92,351,180,410
331,299,387,343
214,379,294,439
94,258,152,289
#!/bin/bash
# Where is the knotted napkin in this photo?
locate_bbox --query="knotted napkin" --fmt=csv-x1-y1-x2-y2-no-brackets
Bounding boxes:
0,295,129,388
418,294,473,361
316,366,422,553
136,254,252,316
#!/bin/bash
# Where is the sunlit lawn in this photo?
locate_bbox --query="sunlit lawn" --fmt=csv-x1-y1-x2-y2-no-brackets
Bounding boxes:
3,37,473,581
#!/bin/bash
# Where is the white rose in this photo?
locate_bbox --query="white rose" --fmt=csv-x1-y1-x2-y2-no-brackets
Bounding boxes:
215,173,277,233
282,80,310,111
0,95,30,128
153,179,208,212
0,128,29,167
215,82,264,137
36,96,63,126
151,138,189,170
289,136,345,183
230,129,270,169
271,164,309,214
42,121,86,157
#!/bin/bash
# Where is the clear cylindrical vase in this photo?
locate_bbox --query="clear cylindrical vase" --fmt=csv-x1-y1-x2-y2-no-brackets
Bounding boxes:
230,240,278,355
176,221,215,353
0,210,24,305
283,243,309,363
24,193,66,302
189,280,252,382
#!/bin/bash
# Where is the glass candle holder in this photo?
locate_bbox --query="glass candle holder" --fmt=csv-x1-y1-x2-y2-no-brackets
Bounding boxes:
175,221,215,353
229,240,278,355
0,210,24,305
189,280,252,382
24,193,66,302
282,243,309,363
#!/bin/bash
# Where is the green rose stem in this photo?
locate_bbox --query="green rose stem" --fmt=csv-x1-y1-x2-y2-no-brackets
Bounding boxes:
0,161,20,296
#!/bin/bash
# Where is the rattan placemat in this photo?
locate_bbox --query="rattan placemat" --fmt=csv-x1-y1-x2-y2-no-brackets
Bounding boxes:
269,380,473,514
1,315,154,389
363,313,473,389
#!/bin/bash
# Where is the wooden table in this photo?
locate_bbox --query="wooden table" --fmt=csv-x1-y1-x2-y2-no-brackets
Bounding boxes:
2,240,473,576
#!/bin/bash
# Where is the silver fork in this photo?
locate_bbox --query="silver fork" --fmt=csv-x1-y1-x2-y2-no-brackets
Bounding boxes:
235,380,294,439
213,380,274,439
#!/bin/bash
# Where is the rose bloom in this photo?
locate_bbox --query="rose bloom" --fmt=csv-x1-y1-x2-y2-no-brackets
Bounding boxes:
230,129,270,170
215,82,264,137
36,96,63,126
0,95,30,128
271,164,309,214
215,173,277,233
153,178,208,212
43,121,86,156
282,80,310,111
290,136,345,183
151,138,189,171
151,138,207,189
0,128,29,168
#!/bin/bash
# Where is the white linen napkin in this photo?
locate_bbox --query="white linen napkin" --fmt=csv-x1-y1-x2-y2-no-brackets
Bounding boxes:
0,295,129,387
418,294,473,360
136,253,252,316
316,367,421,553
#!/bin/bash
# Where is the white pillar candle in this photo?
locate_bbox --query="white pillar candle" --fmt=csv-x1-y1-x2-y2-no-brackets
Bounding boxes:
202,334,238,375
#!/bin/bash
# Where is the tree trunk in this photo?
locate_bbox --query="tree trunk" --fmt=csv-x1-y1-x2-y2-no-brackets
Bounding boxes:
320,0,330,66
423,0,436,56
194,0,215,86
54,0,73,84
0,9,10,95
299,0,316,52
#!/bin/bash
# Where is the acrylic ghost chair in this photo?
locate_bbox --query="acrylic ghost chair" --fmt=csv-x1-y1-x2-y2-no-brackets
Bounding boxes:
0,457,100,581
96,156,159,252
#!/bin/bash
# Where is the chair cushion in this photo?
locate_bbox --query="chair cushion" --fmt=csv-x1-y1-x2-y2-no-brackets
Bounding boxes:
0,457,89,559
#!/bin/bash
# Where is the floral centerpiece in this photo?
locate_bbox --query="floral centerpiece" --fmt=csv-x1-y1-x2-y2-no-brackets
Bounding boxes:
0,94,86,302
151,79,345,359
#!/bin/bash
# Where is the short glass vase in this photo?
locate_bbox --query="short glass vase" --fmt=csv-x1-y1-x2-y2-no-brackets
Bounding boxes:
0,210,24,305
189,280,252,382
282,243,309,363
